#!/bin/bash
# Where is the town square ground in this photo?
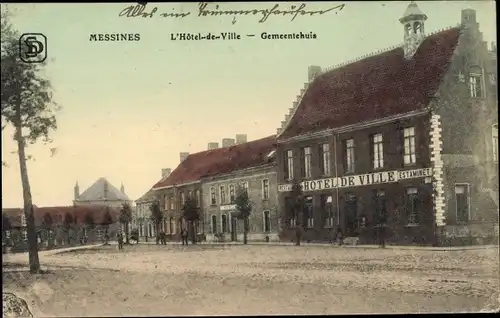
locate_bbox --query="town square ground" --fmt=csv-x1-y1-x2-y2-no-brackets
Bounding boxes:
3,243,499,316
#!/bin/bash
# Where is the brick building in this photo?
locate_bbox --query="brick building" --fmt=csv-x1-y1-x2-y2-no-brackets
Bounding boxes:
133,187,158,240
275,3,498,246
2,205,121,252
202,135,277,242
149,136,277,242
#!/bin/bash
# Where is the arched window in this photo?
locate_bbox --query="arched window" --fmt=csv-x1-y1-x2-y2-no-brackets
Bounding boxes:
493,124,498,163
413,22,422,34
405,23,411,36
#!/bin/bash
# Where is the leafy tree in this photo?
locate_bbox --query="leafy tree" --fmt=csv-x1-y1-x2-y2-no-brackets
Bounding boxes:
119,203,132,244
289,179,304,246
182,197,199,244
1,10,60,273
63,212,73,245
149,200,163,244
101,207,113,245
235,185,252,245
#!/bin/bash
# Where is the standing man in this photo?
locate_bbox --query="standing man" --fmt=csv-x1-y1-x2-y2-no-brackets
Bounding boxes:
117,231,124,250
181,228,188,246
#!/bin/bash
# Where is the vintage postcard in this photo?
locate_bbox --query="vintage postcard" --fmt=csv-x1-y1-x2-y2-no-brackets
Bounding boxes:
1,1,498,316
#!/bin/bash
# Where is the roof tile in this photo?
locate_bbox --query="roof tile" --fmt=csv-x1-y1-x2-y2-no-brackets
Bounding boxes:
152,135,277,189
278,27,461,140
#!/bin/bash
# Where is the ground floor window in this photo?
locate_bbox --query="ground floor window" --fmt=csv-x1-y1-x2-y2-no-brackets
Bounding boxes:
304,196,313,228
22,230,28,241
211,215,217,233
96,227,103,239
170,217,176,234
139,223,143,236
373,190,387,225
321,195,334,228
263,211,271,232
455,184,470,223
344,193,358,236
405,187,419,225
221,214,229,233
196,220,203,234
289,217,296,228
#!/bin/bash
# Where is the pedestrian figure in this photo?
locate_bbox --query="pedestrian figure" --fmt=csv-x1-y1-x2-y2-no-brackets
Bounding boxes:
117,231,124,250
336,227,343,246
379,224,386,248
181,228,188,246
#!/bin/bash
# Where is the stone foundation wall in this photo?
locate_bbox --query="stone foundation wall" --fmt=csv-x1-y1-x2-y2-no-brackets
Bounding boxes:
437,223,499,246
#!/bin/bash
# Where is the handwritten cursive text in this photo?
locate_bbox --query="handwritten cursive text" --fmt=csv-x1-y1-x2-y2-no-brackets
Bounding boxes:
198,2,345,24
118,2,345,24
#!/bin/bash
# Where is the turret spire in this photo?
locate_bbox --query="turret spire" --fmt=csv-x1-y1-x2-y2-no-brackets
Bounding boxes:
399,1,428,59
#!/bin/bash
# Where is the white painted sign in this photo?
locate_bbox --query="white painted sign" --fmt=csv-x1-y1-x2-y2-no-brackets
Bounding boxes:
278,168,433,192
220,204,236,211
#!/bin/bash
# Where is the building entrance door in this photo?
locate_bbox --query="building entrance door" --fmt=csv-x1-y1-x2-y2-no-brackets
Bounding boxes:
344,194,358,237
230,215,238,241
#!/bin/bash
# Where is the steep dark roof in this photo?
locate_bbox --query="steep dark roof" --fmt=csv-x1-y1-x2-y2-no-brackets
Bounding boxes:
278,27,461,141
2,205,120,227
76,178,130,202
152,135,277,189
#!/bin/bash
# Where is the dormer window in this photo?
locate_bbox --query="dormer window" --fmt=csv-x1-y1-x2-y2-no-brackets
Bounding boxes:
469,73,482,97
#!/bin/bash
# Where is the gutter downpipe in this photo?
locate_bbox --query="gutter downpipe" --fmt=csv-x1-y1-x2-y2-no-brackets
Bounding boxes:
333,131,340,233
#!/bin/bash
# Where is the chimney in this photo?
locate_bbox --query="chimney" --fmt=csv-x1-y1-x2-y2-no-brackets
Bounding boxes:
162,168,172,178
180,152,189,163
222,138,236,148
308,65,322,81
235,134,247,144
207,142,219,150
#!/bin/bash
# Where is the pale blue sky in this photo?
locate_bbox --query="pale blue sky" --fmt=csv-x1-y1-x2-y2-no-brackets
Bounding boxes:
1,1,496,207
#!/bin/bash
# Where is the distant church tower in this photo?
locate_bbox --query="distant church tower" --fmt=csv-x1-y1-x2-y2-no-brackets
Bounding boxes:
120,183,125,194
74,181,80,201
399,1,428,59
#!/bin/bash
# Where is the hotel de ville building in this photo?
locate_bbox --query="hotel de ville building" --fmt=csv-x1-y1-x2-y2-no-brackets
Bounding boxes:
275,2,498,246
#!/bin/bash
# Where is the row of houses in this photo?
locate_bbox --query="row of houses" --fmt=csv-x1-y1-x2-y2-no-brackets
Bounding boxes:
3,3,497,248
134,4,498,246
2,205,122,251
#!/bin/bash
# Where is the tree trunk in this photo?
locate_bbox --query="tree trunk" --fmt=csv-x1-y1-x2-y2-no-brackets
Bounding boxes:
125,222,130,244
243,218,248,245
104,226,109,245
14,105,41,273
155,222,160,244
